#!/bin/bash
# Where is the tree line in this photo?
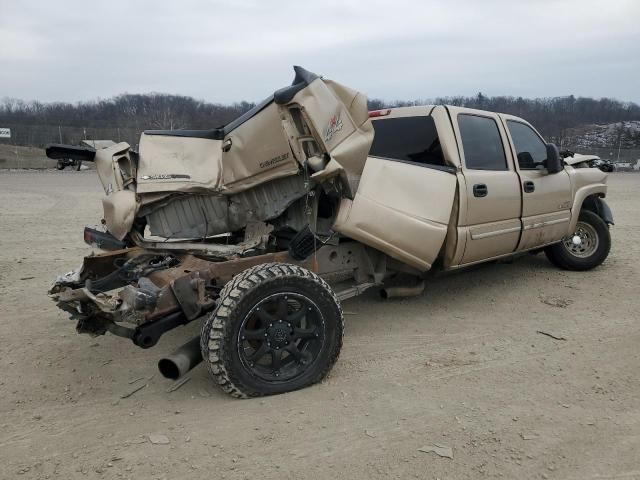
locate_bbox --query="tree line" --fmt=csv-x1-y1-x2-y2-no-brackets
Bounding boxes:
370,94,640,147
0,94,251,147
1,92,639,149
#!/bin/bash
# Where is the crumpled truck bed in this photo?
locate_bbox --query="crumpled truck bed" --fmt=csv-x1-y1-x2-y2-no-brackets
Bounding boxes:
94,66,374,242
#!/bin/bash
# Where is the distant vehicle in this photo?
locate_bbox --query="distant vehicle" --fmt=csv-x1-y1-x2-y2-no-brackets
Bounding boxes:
615,162,633,171
55,157,83,170
55,140,115,170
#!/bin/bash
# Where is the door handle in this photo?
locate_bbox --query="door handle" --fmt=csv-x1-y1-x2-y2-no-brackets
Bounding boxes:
473,184,488,197
523,180,535,193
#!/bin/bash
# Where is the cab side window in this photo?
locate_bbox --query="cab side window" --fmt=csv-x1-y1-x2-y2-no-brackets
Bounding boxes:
507,120,547,170
458,114,507,170
369,116,446,167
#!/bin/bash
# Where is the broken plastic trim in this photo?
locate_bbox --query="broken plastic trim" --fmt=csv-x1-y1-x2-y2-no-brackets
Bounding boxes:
273,66,320,105
287,225,335,261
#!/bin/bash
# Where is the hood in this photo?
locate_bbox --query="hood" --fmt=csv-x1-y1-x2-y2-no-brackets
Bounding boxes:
564,153,600,166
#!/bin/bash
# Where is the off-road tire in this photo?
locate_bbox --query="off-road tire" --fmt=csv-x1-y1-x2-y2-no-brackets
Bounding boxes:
545,210,610,271
200,263,344,398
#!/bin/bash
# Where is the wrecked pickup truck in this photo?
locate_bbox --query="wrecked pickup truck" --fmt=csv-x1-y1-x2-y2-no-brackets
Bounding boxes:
46,67,613,398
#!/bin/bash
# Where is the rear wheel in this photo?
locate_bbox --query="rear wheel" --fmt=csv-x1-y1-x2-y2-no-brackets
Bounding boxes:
56,159,65,170
201,263,343,398
545,210,610,271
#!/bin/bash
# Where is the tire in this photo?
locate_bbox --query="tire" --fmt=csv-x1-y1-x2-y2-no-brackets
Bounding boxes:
56,160,65,170
200,263,344,398
544,210,610,271
75,160,82,171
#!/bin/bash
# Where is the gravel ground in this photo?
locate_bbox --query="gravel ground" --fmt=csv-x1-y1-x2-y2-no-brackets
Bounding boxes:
0,170,638,480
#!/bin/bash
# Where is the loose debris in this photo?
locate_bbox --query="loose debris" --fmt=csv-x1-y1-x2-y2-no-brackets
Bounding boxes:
536,331,567,341
520,433,538,440
167,376,191,393
120,383,147,399
148,434,170,445
364,429,376,438
19,276,35,281
539,295,573,308
418,444,454,459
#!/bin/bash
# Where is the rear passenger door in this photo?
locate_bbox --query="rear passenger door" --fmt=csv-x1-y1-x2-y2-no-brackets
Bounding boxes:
333,111,457,271
447,107,522,265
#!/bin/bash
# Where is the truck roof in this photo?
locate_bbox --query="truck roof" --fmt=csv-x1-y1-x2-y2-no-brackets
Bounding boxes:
369,105,529,123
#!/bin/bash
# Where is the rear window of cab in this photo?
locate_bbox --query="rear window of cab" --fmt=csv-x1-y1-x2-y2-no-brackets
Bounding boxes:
369,116,447,167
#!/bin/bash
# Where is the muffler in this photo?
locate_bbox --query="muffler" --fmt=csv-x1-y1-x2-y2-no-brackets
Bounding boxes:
380,280,425,299
158,336,202,380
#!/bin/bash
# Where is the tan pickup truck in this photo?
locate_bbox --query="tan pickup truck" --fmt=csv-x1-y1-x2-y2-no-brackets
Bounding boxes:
46,67,612,397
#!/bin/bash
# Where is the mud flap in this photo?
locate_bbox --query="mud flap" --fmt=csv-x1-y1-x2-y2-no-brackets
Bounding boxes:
595,198,614,225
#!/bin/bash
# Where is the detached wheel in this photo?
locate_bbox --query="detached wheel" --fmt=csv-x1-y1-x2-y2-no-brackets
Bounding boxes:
201,263,343,398
545,210,610,271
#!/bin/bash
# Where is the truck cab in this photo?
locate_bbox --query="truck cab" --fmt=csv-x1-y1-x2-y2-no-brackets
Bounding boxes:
333,105,611,272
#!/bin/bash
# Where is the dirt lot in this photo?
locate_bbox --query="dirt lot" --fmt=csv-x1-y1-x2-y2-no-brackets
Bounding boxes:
0,170,638,480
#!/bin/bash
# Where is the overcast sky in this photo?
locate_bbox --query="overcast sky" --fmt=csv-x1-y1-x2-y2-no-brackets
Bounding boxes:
1,0,639,104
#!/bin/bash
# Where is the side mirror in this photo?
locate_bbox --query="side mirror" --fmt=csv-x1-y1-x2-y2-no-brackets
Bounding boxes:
545,143,563,174
517,152,535,169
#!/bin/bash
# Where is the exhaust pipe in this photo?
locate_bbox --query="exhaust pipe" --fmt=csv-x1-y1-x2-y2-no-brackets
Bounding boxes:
158,336,202,380
380,280,425,299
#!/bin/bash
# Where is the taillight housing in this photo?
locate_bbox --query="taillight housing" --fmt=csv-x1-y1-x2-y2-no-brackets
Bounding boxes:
368,109,392,118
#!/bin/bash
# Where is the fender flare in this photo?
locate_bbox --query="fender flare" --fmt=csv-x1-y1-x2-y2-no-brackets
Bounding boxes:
569,185,613,232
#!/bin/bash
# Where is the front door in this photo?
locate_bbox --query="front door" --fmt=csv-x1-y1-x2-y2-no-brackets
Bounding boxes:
448,107,522,265
501,116,572,251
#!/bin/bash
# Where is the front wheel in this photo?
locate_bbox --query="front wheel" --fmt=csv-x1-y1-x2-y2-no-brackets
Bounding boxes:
545,210,611,271
201,263,344,398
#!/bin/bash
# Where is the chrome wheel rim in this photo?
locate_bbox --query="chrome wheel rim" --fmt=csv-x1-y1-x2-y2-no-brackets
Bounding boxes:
563,221,599,258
